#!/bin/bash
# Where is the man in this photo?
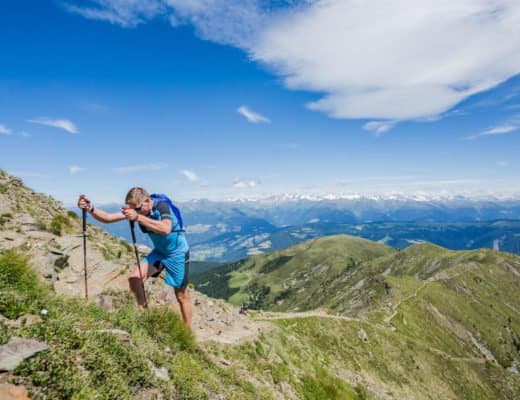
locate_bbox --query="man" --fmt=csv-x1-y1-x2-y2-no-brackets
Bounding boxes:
77,187,192,326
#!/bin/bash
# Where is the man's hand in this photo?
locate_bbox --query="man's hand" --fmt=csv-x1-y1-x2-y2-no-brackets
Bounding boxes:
122,207,139,222
78,195,93,212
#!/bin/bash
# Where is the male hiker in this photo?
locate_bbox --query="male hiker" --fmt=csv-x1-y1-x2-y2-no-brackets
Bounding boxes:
77,187,192,326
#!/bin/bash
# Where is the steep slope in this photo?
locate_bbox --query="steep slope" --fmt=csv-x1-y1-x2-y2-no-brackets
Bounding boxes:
0,170,134,297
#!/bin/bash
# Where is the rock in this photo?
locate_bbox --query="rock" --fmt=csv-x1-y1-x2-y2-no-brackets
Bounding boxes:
48,247,64,255
358,329,369,342
97,295,115,311
152,365,170,380
0,384,30,400
95,329,130,339
60,243,80,253
4,314,42,328
507,362,519,374
0,337,48,371
18,215,36,226
49,252,69,271
219,358,231,366
0,233,25,249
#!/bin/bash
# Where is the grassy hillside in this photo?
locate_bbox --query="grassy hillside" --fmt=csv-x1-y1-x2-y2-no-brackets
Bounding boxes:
223,313,519,400
192,236,520,399
193,235,397,310
0,249,276,399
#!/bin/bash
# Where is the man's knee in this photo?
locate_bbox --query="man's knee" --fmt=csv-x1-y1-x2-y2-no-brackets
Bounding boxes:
128,269,140,280
175,287,190,303
128,269,147,282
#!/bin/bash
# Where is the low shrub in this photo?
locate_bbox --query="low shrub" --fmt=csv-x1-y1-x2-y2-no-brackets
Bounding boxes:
0,250,50,318
50,215,73,236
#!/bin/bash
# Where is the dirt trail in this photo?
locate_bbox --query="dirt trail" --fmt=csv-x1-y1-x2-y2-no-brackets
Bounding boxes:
146,285,274,345
384,281,429,323
255,309,358,322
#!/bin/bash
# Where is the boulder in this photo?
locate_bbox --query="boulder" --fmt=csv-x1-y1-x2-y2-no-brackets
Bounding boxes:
0,384,30,400
0,337,48,371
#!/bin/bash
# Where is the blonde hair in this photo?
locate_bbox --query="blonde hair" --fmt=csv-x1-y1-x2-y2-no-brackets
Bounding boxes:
125,187,149,205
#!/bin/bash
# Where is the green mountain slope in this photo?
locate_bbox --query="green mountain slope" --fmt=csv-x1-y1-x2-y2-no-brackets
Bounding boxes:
193,235,397,311
193,236,520,398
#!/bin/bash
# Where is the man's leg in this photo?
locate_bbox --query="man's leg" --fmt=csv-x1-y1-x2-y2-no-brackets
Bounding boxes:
174,286,192,327
128,262,159,307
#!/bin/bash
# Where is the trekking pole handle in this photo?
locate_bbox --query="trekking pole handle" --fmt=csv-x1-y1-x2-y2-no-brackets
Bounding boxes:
79,194,92,215
79,195,87,231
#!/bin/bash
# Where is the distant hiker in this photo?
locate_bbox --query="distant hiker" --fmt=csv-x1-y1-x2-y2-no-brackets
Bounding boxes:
77,188,192,326
239,303,249,315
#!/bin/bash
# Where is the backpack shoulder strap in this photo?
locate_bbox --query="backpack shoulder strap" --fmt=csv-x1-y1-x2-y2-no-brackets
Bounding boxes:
150,193,184,232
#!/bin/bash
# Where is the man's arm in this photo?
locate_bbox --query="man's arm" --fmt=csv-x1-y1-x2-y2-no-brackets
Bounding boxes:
135,214,172,235
90,207,127,223
122,202,172,235
78,196,126,223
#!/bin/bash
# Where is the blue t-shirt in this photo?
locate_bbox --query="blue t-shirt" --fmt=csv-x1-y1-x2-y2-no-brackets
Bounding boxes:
139,200,188,256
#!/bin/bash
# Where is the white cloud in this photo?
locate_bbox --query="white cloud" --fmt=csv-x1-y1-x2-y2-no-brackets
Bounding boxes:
363,121,396,136
65,1,520,122
466,123,519,139
63,0,166,28
28,118,78,134
254,0,520,121
20,131,31,137
232,178,260,188
69,165,85,175
237,105,270,123
0,124,12,135
180,169,198,181
113,163,168,173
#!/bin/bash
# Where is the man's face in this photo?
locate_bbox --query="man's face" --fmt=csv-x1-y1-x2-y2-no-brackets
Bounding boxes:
130,198,152,215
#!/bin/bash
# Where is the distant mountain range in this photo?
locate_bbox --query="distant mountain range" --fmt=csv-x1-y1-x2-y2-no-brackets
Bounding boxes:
77,197,520,261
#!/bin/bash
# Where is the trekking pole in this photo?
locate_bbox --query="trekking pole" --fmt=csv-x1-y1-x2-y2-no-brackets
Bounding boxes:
126,209,148,308
80,195,88,299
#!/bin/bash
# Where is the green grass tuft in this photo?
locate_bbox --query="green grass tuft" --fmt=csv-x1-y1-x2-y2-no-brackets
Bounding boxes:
49,214,73,236
0,250,51,318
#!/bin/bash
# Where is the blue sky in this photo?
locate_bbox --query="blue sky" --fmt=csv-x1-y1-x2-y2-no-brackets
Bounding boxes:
1,0,520,205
